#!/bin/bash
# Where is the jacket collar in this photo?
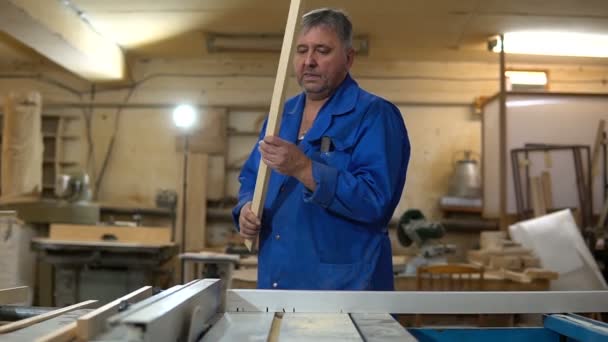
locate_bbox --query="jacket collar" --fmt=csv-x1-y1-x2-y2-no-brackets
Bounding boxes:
285,73,359,117
296,74,360,143
320,73,359,117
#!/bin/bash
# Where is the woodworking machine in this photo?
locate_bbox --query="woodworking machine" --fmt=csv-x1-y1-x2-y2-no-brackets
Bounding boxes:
2,279,608,341
397,209,456,274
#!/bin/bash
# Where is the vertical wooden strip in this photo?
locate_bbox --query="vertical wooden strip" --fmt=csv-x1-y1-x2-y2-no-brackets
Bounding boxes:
1,92,43,197
54,117,65,192
541,171,553,210
185,153,208,252
592,119,606,178
544,152,552,168
498,34,508,230
245,0,304,251
530,176,546,217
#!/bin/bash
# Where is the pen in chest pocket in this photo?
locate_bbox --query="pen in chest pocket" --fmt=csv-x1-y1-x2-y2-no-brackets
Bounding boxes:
320,136,332,153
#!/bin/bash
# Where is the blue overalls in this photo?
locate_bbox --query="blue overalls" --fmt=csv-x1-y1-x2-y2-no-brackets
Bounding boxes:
233,74,410,290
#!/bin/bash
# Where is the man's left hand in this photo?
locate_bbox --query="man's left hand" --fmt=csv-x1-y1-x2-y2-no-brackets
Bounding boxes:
259,136,311,177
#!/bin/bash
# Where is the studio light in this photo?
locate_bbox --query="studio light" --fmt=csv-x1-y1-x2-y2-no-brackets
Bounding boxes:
172,104,197,129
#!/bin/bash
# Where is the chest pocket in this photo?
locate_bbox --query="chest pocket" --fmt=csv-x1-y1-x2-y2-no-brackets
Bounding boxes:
310,136,355,171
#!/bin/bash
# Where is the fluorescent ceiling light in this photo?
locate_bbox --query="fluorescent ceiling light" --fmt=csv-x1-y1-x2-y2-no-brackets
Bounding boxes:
207,33,369,55
505,70,547,86
491,32,608,58
506,99,566,108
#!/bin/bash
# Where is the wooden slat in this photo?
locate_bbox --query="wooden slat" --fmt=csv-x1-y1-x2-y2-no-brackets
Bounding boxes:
9,309,90,342
503,270,531,283
185,153,208,252
541,171,553,209
530,176,546,217
31,238,174,249
0,286,28,305
49,224,171,244
1,92,43,197
524,268,559,280
75,286,153,340
35,322,76,342
246,0,304,251
0,300,97,334
591,119,605,178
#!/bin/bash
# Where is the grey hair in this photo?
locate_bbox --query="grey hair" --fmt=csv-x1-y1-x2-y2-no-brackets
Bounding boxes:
301,8,353,49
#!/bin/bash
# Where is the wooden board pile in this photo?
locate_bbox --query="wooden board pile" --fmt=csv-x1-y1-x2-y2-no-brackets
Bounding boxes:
467,231,559,283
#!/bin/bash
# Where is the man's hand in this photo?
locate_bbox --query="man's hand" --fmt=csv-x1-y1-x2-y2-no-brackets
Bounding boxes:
259,136,310,177
239,202,261,240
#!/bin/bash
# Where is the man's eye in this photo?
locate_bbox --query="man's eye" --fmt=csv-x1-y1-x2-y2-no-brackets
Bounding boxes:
297,47,308,54
317,48,330,54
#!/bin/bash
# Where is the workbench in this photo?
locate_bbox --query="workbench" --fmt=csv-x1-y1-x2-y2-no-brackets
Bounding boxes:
31,238,177,306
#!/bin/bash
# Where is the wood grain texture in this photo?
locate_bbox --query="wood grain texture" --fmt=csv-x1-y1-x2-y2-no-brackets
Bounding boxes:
591,119,605,178
49,224,171,244
0,300,97,334
185,153,208,251
541,171,553,209
1,92,43,197
35,322,76,342
530,176,546,217
0,286,29,305
246,0,304,251
75,286,153,340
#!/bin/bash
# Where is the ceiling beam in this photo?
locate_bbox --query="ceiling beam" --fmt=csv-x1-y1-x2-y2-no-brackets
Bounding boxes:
0,0,125,81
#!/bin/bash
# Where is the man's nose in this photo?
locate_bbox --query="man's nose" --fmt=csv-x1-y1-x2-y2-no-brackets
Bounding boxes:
304,52,317,67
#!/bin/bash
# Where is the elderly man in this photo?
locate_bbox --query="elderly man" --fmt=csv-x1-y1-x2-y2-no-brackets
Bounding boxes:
233,8,410,290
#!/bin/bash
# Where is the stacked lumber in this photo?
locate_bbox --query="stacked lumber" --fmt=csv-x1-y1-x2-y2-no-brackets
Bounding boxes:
467,232,558,283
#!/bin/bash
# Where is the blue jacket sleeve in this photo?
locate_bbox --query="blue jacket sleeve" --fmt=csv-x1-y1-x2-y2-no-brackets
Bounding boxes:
303,100,410,225
232,119,268,230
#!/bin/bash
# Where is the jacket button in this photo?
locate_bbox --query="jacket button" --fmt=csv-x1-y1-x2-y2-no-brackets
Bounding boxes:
275,234,280,240
272,282,278,288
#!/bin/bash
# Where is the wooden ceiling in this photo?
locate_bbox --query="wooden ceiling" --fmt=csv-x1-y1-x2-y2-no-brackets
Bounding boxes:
2,0,608,73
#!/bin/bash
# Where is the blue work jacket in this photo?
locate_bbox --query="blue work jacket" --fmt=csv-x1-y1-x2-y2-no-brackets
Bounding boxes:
233,74,410,290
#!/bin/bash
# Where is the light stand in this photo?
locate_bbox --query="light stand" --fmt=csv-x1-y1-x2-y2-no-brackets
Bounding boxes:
172,104,197,278
180,134,189,255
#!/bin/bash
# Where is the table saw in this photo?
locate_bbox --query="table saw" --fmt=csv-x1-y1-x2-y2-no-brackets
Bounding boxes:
1,279,607,341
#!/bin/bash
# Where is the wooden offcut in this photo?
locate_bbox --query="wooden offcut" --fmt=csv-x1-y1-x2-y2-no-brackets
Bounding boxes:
186,153,208,251
0,300,97,334
35,322,76,342
591,119,605,178
524,268,559,280
530,176,546,217
49,224,171,245
541,171,553,209
1,92,43,198
76,286,152,340
0,286,29,305
246,0,304,251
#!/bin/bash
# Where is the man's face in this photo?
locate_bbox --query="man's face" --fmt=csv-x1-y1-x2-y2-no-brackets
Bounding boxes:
293,25,354,100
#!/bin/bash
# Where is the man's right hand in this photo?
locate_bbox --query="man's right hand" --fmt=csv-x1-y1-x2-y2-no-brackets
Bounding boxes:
239,202,261,240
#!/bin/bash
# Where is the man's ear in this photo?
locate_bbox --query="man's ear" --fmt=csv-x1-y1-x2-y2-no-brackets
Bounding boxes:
345,48,355,70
